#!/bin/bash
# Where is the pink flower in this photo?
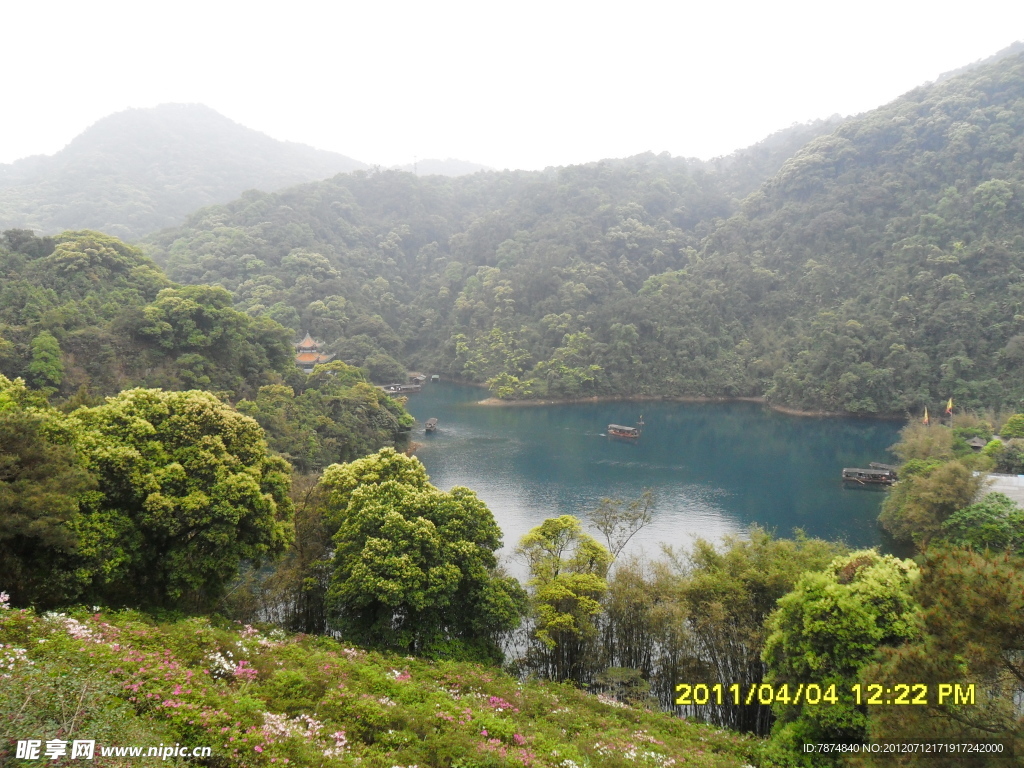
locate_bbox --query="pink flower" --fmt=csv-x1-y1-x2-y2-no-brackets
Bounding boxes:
254,746,263,753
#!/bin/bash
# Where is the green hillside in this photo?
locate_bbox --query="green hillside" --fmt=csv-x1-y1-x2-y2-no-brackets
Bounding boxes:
146,52,1024,414
0,606,762,767
0,104,366,240
0,230,412,471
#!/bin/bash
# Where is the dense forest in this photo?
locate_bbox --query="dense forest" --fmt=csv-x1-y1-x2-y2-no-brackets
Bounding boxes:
0,105,366,240
4,46,1024,768
0,229,413,470
145,52,1024,414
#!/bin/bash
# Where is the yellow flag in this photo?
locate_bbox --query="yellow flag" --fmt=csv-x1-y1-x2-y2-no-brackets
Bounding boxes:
945,398,954,415
923,407,929,425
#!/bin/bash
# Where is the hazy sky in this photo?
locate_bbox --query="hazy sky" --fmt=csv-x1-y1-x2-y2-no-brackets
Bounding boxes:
3,1,1022,170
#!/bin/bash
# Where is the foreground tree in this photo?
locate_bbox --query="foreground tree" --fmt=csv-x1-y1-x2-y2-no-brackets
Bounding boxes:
762,550,920,765
673,528,847,735
69,388,293,611
517,515,613,683
0,378,96,606
939,492,1024,554
863,547,1024,767
323,449,526,662
0,380,293,611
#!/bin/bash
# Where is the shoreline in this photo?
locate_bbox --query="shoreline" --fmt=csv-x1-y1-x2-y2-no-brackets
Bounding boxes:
425,376,903,419
473,393,900,419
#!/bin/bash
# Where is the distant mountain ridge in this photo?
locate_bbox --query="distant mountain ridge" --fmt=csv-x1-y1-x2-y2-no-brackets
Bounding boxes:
144,49,1024,414
0,104,367,240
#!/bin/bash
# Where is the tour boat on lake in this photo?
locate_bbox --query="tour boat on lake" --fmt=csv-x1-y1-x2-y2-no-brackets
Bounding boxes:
607,415,644,439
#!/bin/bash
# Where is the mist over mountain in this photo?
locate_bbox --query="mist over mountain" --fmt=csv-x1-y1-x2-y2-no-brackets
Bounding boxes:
935,39,1024,82
0,104,367,239
142,50,1024,414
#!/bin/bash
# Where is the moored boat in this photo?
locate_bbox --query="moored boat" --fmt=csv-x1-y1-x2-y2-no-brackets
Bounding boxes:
841,467,896,485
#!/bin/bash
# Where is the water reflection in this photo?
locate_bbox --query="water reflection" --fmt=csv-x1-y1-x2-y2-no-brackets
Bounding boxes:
404,383,903,567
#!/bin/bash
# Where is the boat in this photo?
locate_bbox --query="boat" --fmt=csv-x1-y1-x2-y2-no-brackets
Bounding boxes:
607,415,644,439
841,467,896,485
383,383,421,394
425,418,438,433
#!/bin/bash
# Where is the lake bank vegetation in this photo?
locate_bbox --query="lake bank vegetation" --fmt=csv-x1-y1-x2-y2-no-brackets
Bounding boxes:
5,369,1024,764
144,52,1024,416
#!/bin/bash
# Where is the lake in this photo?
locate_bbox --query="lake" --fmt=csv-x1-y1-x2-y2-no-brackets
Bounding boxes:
402,382,904,566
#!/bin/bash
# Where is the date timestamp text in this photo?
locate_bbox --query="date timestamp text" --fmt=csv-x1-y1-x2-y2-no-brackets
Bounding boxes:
674,683,976,707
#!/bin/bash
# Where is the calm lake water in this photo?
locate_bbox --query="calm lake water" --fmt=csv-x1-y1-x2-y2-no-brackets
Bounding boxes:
403,383,903,566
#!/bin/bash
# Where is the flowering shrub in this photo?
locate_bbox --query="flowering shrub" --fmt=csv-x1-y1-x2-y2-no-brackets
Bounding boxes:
0,607,763,767
0,644,32,678
488,695,519,713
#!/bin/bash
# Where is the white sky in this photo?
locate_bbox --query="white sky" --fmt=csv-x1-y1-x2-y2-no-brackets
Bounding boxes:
2,1,1022,170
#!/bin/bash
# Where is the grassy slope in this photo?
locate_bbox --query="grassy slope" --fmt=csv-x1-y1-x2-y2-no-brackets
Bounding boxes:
0,607,761,768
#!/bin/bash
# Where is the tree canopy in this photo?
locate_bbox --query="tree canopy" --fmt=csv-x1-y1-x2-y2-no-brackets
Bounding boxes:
322,448,525,662
0,377,294,611
139,51,1024,415
762,551,920,763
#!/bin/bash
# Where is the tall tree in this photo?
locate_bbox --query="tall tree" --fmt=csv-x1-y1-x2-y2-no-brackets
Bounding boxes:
863,547,1024,767
66,388,294,610
0,377,95,607
516,515,613,683
323,448,525,662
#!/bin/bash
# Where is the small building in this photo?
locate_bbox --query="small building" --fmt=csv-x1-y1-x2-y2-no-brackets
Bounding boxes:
295,333,335,373
966,437,989,452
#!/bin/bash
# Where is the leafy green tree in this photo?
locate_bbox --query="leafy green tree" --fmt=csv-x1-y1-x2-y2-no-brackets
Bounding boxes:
762,551,920,765
999,413,1024,438
362,351,406,384
991,438,1024,474
65,388,293,610
673,529,847,735
939,492,1024,554
863,548,1024,767
890,421,956,463
323,449,525,662
0,380,96,607
0,380,292,611
879,459,986,545
516,515,613,682
27,330,64,390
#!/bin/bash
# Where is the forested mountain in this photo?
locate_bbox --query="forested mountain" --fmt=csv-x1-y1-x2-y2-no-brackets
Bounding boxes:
0,229,412,469
0,104,366,240
145,51,1024,415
